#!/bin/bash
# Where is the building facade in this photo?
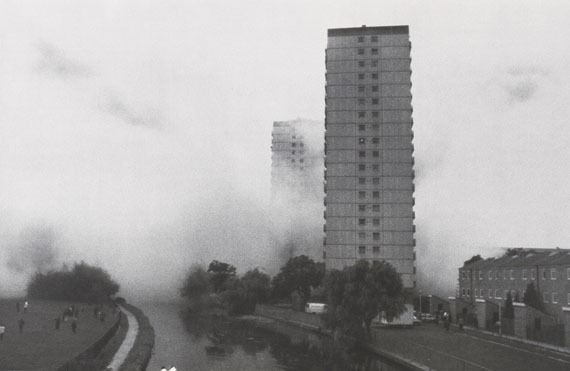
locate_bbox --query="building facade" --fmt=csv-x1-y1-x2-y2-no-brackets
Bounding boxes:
323,25,416,288
271,119,323,201
459,249,570,322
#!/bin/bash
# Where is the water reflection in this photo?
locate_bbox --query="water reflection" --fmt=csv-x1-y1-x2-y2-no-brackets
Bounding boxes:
180,309,405,371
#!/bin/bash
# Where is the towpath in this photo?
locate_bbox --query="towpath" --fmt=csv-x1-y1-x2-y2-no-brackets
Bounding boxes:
106,306,139,370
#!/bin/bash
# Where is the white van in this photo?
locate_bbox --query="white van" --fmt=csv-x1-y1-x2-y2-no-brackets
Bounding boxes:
305,303,327,314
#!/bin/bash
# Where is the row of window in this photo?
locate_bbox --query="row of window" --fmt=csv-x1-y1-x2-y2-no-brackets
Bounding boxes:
358,36,379,43
358,98,380,105
358,191,381,199
358,204,383,212
359,151,380,157
358,73,379,80
359,245,381,253
358,232,381,240
358,85,380,92
461,288,570,305
290,158,304,163
290,150,304,155
359,177,381,185
358,60,379,68
357,48,380,55
290,142,304,147
358,218,381,226
461,268,570,281
359,137,381,143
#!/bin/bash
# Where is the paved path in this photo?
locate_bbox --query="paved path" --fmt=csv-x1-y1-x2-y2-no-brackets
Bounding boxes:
106,306,139,370
370,323,570,371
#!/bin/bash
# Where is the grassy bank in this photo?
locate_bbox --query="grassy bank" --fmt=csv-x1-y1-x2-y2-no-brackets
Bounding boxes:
0,298,120,370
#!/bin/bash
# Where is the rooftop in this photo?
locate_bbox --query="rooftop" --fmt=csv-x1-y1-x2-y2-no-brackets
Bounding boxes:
328,25,409,37
462,248,570,269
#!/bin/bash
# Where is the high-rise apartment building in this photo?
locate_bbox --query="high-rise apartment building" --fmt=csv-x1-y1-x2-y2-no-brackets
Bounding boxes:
271,119,323,202
324,25,416,288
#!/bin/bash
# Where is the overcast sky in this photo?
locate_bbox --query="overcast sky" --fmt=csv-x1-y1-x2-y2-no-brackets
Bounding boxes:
1,0,570,298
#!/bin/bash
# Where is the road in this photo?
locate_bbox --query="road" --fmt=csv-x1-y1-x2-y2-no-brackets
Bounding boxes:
370,324,570,371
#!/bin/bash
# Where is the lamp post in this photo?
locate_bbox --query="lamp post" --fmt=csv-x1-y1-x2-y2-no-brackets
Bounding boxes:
419,289,422,321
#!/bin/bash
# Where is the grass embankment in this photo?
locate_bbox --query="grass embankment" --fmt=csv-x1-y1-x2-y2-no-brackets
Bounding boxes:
119,302,155,371
0,298,120,370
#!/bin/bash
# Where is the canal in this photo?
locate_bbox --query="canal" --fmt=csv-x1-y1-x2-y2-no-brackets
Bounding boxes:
139,302,407,371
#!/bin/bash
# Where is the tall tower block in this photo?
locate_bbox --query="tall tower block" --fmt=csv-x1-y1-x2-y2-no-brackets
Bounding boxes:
324,25,416,288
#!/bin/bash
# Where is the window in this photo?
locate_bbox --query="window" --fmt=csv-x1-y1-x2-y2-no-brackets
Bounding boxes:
510,270,514,280
503,270,507,280
359,124,366,131
371,36,378,42
467,289,470,296
291,150,295,155
523,291,526,300
568,293,570,305
462,288,466,296
522,269,527,280
358,177,365,185
358,204,366,211
373,191,379,198
551,268,557,280
372,85,379,92
359,151,366,157
373,232,380,240
372,204,380,212
372,177,379,185
371,61,378,67
358,246,366,254
373,218,379,226
358,36,365,42
358,111,366,118
372,98,379,105
358,98,365,105
373,246,380,254
495,270,499,279
461,271,466,280
372,111,379,118
488,289,493,298
372,151,379,158
567,268,570,280
372,164,379,171
372,137,379,144
358,73,365,80
291,143,296,147
291,159,295,163
359,164,365,171
371,48,378,55
358,232,366,239
358,85,365,92
495,289,501,298
474,289,478,297
531,270,536,280
479,271,483,280
505,290,509,299
489,271,493,280
358,218,366,225
372,73,378,80
552,292,559,304
542,269,546,280
544,292,549,303
358,61,365,67
358,191,366,199
299,158,304,163
358,48,365,55
359,138,366,144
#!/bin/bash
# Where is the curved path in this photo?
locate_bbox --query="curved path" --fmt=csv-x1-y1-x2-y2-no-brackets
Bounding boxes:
106,306,139,370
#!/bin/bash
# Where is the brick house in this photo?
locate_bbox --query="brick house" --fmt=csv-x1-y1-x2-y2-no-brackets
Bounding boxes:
459,248,570,323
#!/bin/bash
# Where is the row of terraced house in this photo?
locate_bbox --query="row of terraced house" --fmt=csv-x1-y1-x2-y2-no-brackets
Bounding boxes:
454,248,570,347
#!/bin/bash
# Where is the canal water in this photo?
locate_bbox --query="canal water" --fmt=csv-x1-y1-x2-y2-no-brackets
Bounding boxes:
139,301,406,371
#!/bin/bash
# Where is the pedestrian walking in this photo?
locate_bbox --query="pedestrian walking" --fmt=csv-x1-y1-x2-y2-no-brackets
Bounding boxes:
23,300,29,313
18,318,25,334
0,323,5,341
443,312,450,331
55,316,61,330
71,318,77,334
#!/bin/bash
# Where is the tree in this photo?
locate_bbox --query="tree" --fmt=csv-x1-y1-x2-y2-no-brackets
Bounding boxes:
222,268,271,315
180,265,213,312
523,282,543,311
271,255,325,302
324,260,406,340
503,291,514,319
207,260,237,293
464,255,483,265
27,262,119,303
